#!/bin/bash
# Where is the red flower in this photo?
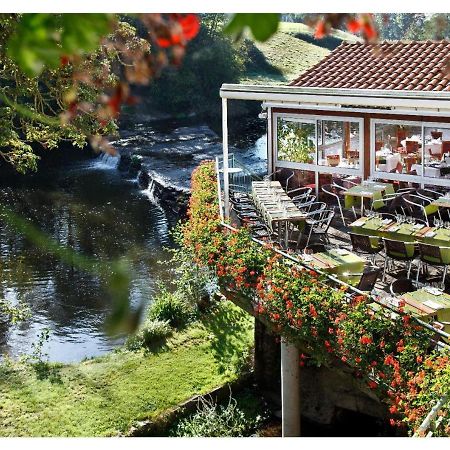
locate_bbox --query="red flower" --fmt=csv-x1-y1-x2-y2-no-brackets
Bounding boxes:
309,304,318,318
346,18,361,33
359,335,372,345
367,380,378,389
314,20,326,39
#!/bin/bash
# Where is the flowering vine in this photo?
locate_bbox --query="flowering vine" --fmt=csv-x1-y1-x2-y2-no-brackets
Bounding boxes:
181,161,450,436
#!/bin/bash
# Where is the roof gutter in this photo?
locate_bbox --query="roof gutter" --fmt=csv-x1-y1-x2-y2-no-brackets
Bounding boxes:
220,83,450,111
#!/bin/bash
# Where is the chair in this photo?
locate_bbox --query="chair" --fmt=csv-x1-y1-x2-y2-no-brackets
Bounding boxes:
349,232,383,264
405,140,420,154
431,131,443,140
321,184,348,225
303,209,335,248
287,186,311,198
389,278,416,296
294,194,317,211
355,266,382,293
303,243,327,254
382,238,417,281
403,194,435,226
417,188,443,202
416,243,450,285
305,202,327,216
327,154,340,167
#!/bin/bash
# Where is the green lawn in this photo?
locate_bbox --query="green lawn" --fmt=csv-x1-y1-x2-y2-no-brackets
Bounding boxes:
241,22,360,85
0,301,254,437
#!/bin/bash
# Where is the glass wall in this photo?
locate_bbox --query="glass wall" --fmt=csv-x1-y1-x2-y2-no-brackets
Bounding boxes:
318,120,361,169
372,120,450,187
275,114,363,194
277,119,316,164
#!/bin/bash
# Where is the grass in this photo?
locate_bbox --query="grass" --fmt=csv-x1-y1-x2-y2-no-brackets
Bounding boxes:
241,22,361,85
0,301,254,437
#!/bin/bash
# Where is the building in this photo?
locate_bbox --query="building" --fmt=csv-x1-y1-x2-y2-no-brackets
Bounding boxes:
220,40,450,216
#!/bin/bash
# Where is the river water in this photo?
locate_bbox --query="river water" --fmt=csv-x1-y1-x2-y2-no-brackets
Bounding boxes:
0,117,267,362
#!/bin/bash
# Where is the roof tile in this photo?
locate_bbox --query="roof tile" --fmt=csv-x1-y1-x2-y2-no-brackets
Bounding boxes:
289,40,450,91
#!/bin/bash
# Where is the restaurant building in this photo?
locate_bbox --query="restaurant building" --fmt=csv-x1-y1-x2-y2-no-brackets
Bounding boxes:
220,40,450,216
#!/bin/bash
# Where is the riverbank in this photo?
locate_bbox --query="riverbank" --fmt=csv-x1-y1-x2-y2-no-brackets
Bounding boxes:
0,300,253,437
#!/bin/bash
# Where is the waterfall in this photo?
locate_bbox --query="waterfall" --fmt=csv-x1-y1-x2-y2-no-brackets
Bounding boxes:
91,152,120,169
142,178,158,204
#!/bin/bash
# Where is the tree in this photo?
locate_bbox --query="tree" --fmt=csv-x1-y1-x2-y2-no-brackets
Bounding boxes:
0,13,200,173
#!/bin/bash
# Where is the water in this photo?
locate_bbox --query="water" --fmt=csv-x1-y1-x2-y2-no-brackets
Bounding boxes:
0,117,266,363
0,156,175,362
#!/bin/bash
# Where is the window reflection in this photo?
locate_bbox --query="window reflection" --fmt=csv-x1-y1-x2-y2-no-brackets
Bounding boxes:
277,118,316,164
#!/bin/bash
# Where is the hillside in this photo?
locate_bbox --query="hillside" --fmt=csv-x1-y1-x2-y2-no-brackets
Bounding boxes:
241,22,360,85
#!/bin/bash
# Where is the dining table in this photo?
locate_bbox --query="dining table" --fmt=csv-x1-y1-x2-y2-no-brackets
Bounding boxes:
399,287,450,336
300,248,365,285
252,181,308,248
344,182,395,216
350,216,450,259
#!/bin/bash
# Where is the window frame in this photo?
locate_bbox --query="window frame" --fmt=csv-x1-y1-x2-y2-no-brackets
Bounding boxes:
370,118,450,188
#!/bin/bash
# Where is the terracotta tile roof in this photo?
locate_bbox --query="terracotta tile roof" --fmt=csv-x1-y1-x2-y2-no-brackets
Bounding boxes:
289,40,450,91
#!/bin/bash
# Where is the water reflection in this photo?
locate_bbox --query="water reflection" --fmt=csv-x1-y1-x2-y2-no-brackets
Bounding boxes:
0,160,174,362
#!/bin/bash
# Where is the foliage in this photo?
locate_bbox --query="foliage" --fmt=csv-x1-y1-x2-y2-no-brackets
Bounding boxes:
225,14,280,42
147,23,246,119
170,392,267,437
0,300,253,436
148,285,194,328
277,119,315,163
182,160,450,436
125,319,172,352
0,13,200,173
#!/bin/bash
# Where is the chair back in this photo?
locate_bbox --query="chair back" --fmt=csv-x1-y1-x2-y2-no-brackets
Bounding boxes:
356,267,381,292
406,140,419,153
418,243,444,264
312,209,335,233
349,232,374,253
307,202,327,214
389,278,415,296
431,131,442,140
383,238,411,259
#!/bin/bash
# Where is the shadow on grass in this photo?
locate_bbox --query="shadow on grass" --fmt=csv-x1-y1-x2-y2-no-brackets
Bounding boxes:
202,304,252,374
32,362,63,384
244,41,286,81
292,32,343,50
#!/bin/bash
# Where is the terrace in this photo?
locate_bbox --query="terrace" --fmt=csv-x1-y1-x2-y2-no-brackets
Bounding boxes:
214,40,450,436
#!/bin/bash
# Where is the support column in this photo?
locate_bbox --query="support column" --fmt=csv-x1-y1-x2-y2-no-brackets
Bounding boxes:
281,339,301,437
222,98,230,220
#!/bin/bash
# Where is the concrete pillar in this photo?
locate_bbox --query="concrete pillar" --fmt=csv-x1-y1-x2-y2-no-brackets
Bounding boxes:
281,339,301,437
222,98,230,220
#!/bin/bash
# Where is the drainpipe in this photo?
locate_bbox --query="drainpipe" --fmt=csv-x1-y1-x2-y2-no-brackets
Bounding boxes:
281,338,301,437
222,98,230,220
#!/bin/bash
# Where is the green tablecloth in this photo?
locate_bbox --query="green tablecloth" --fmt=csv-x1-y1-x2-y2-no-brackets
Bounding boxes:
402,289,450,333
305,249,365,284
431,196,450,209
344,183,395,210
351,217,450,261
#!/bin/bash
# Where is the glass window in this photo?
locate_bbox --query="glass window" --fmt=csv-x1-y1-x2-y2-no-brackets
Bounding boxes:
374,122,422,174
318,120,361,169
277,118,316,164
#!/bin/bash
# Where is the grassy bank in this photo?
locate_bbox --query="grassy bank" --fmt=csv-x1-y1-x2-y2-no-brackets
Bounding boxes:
0,301,253,437
242,22,360,85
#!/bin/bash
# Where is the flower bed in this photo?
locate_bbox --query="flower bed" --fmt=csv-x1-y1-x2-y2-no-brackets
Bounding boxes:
181,160,450,436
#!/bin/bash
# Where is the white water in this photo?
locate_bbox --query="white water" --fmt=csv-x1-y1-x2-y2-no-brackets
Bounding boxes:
90,152,120,170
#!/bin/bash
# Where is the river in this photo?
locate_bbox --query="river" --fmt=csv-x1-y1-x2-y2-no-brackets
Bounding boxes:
0,117,267,363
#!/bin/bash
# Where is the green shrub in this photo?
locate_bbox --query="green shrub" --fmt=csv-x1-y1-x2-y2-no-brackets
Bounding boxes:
170,394,267,437
148,288,194,328
126,319,172,351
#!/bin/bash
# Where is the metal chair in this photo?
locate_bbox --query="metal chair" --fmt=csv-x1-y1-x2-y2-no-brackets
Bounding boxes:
403,194,436,226
294,194,317,210
349,232,383,264
417,188,443,202
303,209,335,247
287,186,312,200
355,266,382,293
382,238,417,281
305,202,327,216
416,243,450,285
321,184,348,225
389,278,416,296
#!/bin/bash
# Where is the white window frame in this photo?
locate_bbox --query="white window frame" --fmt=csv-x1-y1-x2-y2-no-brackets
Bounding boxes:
273,112,364,180
370,118,450,188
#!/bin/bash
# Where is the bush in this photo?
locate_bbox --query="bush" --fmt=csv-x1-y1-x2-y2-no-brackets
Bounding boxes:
126,319,172,351
148,288,194,328
170,394,266,437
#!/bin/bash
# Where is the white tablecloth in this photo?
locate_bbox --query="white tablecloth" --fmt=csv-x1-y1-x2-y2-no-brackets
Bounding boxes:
411,164,442,178
377,153,401,173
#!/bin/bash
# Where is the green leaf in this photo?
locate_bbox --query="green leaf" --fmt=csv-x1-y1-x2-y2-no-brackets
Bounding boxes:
224,13,280,42
6,13,114,76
